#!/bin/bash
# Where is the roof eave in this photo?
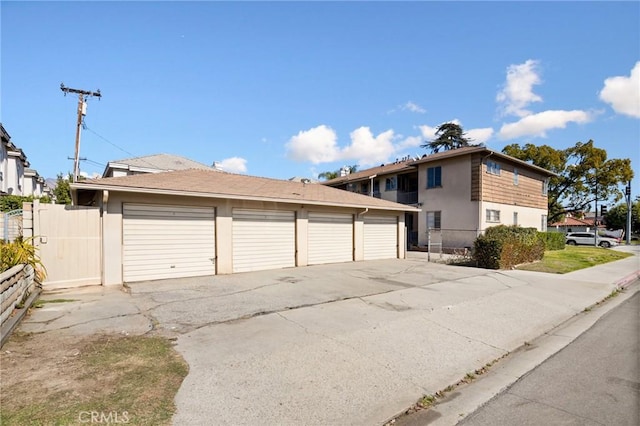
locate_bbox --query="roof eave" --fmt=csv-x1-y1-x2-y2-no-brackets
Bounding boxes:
71,183,419,212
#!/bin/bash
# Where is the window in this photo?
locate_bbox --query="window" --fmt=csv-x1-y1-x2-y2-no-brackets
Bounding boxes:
513,168,519,185
385,176,397,191
486,160,501,175
513,212,518,225
427,166,442,188
427,211,441,230
541,215,547,231
542,178,549,195
361,182,369,194
486,209,500,223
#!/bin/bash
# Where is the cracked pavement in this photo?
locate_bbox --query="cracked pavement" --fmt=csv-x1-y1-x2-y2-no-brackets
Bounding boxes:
18,251,639,425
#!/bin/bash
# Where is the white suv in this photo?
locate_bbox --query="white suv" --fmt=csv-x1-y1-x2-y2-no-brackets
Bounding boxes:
565,232,619,248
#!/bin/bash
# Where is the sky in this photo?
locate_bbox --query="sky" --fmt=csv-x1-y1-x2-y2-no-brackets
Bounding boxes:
2,1,639,200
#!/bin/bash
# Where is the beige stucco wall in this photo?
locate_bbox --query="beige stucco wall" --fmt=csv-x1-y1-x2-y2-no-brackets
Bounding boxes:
416,158,480,249
99,191,405,286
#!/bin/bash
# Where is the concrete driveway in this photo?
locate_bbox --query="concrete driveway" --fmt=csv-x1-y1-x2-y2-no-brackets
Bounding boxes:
23,251,639,425
123,253,635,425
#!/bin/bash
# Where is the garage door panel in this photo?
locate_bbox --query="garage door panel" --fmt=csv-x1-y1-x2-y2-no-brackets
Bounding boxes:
123,204,216,282
364,216,398,260
308,212,353,265
233,209,295,273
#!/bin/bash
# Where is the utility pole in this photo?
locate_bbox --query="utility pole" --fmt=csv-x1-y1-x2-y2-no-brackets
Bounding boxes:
60,83,101,182
625,181,632,245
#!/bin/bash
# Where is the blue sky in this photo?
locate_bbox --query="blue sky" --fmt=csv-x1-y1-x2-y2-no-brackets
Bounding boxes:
2,1,639,198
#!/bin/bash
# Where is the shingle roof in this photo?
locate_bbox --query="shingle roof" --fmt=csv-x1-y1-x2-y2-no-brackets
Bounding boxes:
409,146,556,176
74,169,418,211
323,161,416,185
106,154,214,173
550,216,594,227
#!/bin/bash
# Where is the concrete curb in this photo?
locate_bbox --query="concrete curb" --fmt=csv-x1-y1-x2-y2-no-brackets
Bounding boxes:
615,270,640,290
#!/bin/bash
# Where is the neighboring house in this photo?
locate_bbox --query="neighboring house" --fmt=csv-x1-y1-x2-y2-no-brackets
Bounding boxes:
1,123,46,197
324,147,555,250
549,216,596,233
102,153,217,178
71,169,417,285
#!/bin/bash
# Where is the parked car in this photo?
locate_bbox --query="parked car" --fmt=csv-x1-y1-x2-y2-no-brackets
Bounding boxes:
565,232,619,248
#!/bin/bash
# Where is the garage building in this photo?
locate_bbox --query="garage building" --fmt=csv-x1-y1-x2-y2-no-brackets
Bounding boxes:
72,169,418,285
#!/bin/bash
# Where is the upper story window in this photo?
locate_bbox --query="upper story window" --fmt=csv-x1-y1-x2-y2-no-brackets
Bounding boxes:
426,166,442,189
486,160,501,175
361,182,370,195
513,168,519,185
542,178,549,195
385,176,397,191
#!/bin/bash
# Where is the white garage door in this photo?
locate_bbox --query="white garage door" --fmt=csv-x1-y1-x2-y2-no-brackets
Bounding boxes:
364,215,398,260
233,209,295,273
308,212,353,265
123,204,216,282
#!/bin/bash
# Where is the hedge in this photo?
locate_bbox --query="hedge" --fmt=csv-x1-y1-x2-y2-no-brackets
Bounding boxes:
537,232,565,251
473,225,545,269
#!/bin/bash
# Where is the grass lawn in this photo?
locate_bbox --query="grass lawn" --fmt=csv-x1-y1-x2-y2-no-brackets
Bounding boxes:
516,245,634,274
0,334,189,426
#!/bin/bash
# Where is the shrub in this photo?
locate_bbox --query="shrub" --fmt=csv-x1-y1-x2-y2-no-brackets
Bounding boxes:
474,225,545,269
0,237,46,282
537,232,565,251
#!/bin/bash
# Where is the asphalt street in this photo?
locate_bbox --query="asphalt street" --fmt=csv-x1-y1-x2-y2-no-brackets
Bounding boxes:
460,288,640,426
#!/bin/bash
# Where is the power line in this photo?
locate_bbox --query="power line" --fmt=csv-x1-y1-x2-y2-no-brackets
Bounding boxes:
83,125,165,171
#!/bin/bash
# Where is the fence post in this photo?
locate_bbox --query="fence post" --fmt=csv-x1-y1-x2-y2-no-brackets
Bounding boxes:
427,227,431,262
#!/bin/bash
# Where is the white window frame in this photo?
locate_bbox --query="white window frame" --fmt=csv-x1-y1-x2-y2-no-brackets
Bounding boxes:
542,178,549,195
513,168,519,185
486,160,501,175
486,209,500,223
513,212,518,225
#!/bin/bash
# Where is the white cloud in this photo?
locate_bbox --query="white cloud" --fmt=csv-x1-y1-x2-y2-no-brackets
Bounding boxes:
285,125,340,163
465,127,494,144
342,127,396,167
401,101,426,114
496,59,543,117
498,110,592,139
218,157,247,173
599,62,640,118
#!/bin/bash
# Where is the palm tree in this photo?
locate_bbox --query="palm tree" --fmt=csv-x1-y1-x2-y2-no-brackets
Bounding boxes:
318,170,339,180
421,122,471,154
318,164,358,181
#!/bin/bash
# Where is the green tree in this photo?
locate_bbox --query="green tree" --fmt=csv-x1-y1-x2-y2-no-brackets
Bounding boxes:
503,140,634,223
53,173,72,205
421,122,472,154
604,197,640,234
318,164,358,181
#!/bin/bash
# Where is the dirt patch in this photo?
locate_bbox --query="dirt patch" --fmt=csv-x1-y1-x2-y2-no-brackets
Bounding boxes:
1,330,188,425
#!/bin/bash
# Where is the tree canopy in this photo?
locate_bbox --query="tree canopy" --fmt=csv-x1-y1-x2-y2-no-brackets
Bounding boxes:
53,173,72,205
502,140,634,223
604,197,640,235
421,122,472,153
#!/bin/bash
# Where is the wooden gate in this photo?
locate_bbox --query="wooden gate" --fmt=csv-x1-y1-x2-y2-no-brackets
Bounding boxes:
25,201,101,289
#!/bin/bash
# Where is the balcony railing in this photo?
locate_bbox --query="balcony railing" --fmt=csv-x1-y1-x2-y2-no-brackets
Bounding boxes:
397,191,418,204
